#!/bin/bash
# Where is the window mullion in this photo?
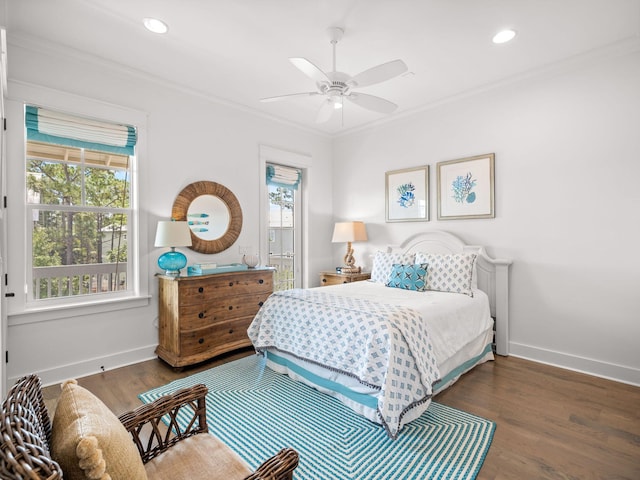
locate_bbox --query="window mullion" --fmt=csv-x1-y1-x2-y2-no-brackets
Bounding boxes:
80,147,86,206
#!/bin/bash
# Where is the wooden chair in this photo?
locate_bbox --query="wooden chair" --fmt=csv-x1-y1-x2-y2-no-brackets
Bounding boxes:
0,374,298,480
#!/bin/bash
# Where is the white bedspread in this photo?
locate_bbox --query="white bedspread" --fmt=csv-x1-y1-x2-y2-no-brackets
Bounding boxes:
248,282,492,438
248,287,440,438
321,282,493,366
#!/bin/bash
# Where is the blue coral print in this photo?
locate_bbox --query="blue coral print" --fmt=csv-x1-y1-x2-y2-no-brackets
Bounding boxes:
396,182,416,208
451,172,477,204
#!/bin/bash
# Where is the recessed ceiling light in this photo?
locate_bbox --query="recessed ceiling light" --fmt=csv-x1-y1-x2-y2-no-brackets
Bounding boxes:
143,17,168,34
492,29,516,44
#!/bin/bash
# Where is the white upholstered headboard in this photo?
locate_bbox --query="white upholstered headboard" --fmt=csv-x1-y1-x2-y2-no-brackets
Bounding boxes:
387,231,512,356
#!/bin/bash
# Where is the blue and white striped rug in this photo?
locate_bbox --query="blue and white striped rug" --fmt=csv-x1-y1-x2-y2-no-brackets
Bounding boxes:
139,355,495,480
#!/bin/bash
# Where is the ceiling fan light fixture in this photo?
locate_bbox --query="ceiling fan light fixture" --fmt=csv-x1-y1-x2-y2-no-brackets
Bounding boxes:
261,26,407,124
143,17,169,34
492,29,516,44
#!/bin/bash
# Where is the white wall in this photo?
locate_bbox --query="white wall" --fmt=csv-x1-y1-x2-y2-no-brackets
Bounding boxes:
4,38,333,386
4,28,639,388
332,50,640,385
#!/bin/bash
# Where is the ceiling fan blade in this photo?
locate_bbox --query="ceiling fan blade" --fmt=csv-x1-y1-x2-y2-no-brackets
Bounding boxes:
315,99,335,123
346,92,398,114
290,57,331,84
260,92,319,103
350,59,408,88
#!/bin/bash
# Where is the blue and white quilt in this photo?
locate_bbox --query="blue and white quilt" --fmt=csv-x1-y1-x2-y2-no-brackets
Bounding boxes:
247,288,441,438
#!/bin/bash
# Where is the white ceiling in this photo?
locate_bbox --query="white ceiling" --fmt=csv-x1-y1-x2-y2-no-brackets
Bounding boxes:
6,0,640,135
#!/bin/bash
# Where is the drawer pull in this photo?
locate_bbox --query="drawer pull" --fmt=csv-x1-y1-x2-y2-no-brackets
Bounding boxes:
229,282,234,287
198,287,204,293
198,338,204,344
228,329,234,334
322,278,327,283
228,306,233,310
198,312,204,319
258,279,264,284
258,301,264,307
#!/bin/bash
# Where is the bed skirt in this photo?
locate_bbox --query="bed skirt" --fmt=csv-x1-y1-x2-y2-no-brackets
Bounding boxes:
263,325,494,432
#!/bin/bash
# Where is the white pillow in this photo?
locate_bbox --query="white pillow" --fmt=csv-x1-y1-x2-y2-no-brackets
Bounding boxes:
370,251,416,284
415,252,477,296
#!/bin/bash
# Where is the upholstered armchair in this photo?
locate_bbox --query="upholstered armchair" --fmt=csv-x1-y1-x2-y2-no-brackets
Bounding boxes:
0,374,298,480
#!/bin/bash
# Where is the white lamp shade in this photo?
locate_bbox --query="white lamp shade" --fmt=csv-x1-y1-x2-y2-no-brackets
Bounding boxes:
154,221,193,248
331,221,368,243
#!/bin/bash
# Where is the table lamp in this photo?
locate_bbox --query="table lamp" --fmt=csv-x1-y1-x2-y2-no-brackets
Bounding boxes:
154,220,192,275
332,221,368,273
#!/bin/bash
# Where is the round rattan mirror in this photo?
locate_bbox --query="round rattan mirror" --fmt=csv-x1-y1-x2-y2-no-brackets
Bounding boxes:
171,181,243,254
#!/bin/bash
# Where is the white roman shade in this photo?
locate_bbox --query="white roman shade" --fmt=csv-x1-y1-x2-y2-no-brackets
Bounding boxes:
266,164,301,190
26,105,137,155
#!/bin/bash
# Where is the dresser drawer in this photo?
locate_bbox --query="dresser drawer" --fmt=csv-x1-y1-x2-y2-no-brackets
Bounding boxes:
179,317,252,358
178,292,271,330
320,271,371,286
178,273,273,305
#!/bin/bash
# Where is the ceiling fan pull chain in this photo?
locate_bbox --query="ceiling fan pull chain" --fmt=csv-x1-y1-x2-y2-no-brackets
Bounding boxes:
332,39,337,73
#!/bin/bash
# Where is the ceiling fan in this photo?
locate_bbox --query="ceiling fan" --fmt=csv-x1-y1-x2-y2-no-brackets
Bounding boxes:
260,27,408,124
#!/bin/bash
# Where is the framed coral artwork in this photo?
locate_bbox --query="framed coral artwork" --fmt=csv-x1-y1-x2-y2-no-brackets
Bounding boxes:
385,166,429,222
437,153,495,220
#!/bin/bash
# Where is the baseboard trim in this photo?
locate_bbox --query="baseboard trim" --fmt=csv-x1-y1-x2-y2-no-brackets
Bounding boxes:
8,345,158,389
10,342,639,391
509,342,640,387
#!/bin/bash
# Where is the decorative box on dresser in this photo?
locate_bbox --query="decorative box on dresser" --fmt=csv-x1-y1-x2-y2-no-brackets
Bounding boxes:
156,268,273,368
319,271,371,286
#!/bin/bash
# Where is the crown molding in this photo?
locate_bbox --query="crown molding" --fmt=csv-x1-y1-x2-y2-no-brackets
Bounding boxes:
335,36,640,138
8,31,639,140
7,31,331,139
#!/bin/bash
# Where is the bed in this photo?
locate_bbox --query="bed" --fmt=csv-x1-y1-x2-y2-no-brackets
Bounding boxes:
248,231,511,438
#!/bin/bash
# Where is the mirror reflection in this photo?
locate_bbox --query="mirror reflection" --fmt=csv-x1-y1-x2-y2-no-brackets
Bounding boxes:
187,194,230,241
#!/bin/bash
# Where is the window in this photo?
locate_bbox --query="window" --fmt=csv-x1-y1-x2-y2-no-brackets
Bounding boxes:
259,145,310,291
25,105,137,303
267,164,301,291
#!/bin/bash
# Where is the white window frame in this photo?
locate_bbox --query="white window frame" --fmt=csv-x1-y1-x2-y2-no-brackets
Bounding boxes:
266,167,300,290
259,145,311,288
5,82,149,324
0,28,8,397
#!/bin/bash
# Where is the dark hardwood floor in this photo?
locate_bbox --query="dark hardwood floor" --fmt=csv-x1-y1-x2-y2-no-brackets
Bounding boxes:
42,350,640,479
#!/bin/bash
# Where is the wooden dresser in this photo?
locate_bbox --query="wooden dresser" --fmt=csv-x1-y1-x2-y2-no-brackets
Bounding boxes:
156,268,273,368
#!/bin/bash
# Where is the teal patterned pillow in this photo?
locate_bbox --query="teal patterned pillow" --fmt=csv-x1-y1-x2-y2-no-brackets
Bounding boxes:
386,263,429,291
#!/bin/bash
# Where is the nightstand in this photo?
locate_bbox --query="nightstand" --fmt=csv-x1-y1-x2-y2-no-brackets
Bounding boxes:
319,271,371,286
